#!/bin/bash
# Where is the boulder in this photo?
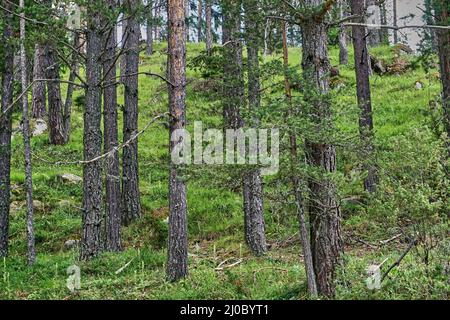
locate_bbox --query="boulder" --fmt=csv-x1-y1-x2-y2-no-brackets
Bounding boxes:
60,173,82,184
32,119,48,137
64,239,80,250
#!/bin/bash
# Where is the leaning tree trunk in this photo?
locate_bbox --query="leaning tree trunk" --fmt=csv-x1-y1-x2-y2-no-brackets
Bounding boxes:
146,0,154,55
205,0,212,53
299,0,343,297
81,8,105,261
19,0,36,265
45,44,67,145
103,0,122,252
0,0,14,258
167,0,188,282
434,0,450,156
32,43,47,118
197,0,203,42
122,0,142,225
338,0,348,65
351,0,378,193
243,0,267,257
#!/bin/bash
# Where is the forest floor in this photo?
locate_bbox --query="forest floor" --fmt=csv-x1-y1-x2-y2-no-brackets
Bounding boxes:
1,43,448,300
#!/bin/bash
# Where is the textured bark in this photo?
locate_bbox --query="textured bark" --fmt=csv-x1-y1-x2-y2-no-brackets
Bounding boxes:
338,0,348,65
282,22,318,297
19,0,36,265
205,0,212,52
103,0,122,252
299,0,342,297
32,43,47,118
0,0,14,258
45,44,67,145
243,0,267,256
167,0,188,282
122,0,142,225
120,19,128,84
393,0,398,44
197,0,203,42
146,0,154,55
81,9,105,261
63,31,81,141
435,0,450,155
351,0,378,193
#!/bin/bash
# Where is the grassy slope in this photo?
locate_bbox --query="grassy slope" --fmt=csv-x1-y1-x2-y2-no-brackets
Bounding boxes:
1,43,447,300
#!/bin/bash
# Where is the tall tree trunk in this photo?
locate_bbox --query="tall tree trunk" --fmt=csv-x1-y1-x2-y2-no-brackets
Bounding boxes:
282,21,318,297
379,0,389,44
299,0,343,297
45,44,67,145
393,0,398,44
122,0,141,225
120,19,128,84
197,0,203,42
32,43,47,118
146,0,154,55
154,0,160,41
366,0,381,46
81,8,105,261
63,31,81,141
0,0,14,258
103,0,122,252
185,0,190,42
19,0,36,265
434,0,450,155
243,0,267,257
351,0,378,193
338,0,348,65
167,0,188,282
205,0,212,52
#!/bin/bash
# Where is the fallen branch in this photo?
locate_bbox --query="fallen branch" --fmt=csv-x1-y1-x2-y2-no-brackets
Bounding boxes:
215,258,243,271
381,238,416,283
115,258,135,275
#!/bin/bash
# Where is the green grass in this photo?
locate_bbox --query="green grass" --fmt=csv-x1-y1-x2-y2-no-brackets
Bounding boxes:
1,42,448,300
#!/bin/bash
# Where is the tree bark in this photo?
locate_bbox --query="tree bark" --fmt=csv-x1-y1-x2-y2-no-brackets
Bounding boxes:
197,0,203,42
0,0,14,258
146,0,154,55
366,0,381,46
282,21,318,297
299,0,343,297
393,0,398,43
243,0,267,257
434,0,450,155
19,0,36,265
81,8,105,261
205,0,212,53
167,0,188,282
338,0,348,65
122,0,142,225
103,0,122,252
32,43,47,118
120,18,128,84
45,44,67,145
351,0,378,193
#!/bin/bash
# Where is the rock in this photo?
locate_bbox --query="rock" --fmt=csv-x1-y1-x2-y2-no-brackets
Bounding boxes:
32,119,48,136
370,56,386,75
330,66,340,77
64,239,80,250
415,82,423,90
60,173,82,184
33,200,44,212
10,201,23,214
58,199,72,208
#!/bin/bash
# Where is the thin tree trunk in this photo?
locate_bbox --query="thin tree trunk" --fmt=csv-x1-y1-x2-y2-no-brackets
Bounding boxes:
243,0,267,257
380,0,389,44
45,44,67,145
19,0,36,265
0,0,14,258
351,0,378,193
63,31,81,141
366,0,381,46
122,0,141,225
167,0,188,282
120,19,128,84
81,8,105,261
393,0,398,43
282,21,318,297
299,0,343,297
103,0,122,252
32,43,47,118
185,0,190,42
435,0,450,155
197,0,203,42
146,0,154,55
205,0,212,53
338,0,348,65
